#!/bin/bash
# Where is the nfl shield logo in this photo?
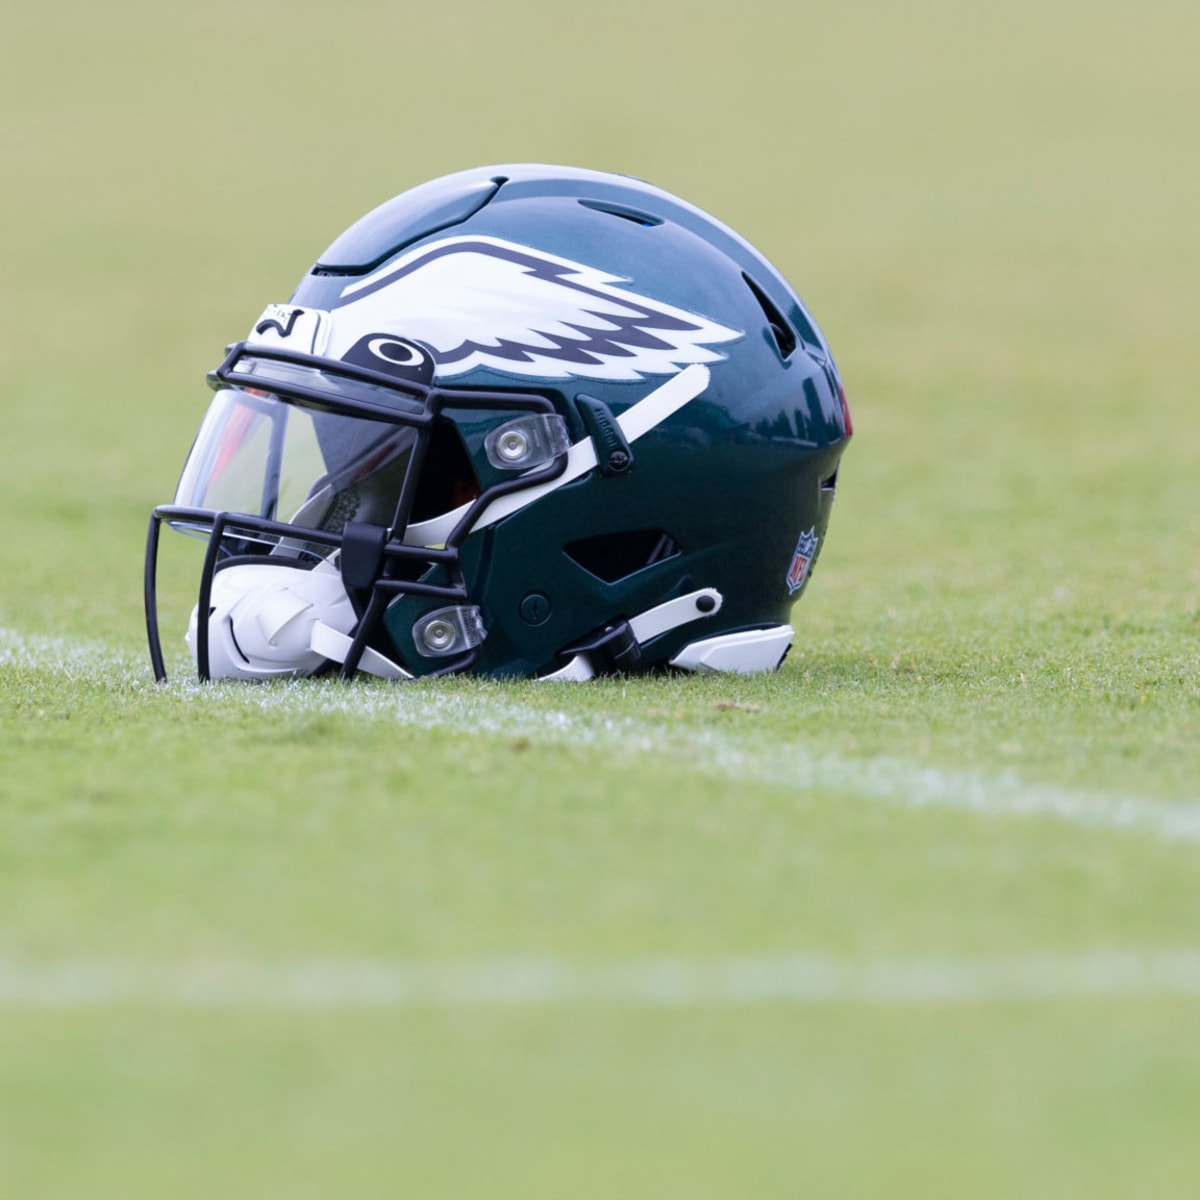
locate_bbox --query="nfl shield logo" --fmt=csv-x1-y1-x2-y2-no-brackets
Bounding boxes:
786,527,819,594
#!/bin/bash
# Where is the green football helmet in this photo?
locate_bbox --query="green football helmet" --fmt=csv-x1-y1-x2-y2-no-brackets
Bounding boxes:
144,164,852,682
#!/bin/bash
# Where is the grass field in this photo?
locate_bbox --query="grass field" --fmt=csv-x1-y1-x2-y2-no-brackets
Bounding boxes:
2,0,1199,1196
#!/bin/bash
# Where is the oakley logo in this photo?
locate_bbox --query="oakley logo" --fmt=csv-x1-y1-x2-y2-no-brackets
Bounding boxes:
366,337,425,367
341,334,434,385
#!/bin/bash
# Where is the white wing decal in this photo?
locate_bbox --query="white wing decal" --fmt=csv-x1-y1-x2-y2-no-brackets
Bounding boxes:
331,236,742,382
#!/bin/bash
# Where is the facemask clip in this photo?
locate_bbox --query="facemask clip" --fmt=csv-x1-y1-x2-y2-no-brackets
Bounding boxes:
484,414,570,471
412,606,488,658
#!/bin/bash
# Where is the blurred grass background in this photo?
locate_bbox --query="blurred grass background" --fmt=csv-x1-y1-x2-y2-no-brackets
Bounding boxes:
2,1,1199,1197
3,0,1197,642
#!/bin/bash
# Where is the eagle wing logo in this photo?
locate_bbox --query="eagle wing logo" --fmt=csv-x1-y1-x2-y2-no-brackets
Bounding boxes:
330,236,743,382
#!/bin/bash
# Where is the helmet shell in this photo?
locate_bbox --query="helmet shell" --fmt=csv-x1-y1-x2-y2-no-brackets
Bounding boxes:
146,164,850,684
290,166,850,676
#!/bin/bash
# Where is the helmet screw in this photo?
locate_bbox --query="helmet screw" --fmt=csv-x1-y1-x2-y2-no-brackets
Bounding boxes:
497,430,530,462
421,618,457,653
607,449,630,472
519,592,552,626
696,593,716,613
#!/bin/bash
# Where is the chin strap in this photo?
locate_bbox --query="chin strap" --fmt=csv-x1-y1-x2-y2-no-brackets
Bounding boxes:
541,587,731,681
187,560,409,681
541,591,795,681
308,622,412,680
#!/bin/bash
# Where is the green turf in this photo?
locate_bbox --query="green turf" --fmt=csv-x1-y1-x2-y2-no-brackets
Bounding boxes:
2,0,1199,1196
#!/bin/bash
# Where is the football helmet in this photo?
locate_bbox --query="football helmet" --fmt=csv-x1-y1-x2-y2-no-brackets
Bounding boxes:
144,164,852,682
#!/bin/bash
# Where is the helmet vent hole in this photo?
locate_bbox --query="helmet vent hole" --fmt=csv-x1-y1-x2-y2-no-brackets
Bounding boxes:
577,199,663,227
564,530,679,584
742,273,797,359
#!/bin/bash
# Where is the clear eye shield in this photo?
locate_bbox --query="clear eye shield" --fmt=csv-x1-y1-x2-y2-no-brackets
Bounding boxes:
173,388,419,539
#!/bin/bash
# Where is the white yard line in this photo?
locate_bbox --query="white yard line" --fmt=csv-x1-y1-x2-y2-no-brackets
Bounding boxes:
1,951,1199,1009
5,627,1199,1010
4,626,1199,843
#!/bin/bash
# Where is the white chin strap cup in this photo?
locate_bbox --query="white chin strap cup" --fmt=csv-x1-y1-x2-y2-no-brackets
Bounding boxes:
186,560,410,681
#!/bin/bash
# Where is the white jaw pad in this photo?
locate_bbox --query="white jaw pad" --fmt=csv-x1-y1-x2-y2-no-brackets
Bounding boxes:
403,364,711,547
669,626,794,675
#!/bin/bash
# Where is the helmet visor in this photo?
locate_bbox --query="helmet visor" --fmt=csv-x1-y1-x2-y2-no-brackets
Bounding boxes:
174,388,418,540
